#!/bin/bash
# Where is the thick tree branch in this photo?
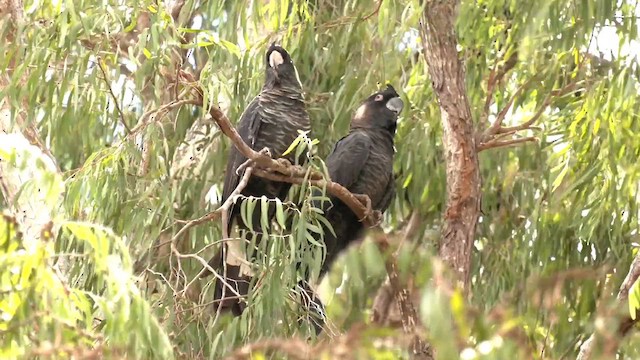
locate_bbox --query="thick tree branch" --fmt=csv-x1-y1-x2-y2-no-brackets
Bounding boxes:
251,169,377,226
169,0,187,21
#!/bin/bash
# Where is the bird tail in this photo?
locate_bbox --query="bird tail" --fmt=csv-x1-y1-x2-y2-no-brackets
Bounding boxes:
200,218,256,316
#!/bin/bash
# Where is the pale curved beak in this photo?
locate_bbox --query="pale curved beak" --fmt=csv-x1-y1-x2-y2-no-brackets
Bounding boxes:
386,97,404,115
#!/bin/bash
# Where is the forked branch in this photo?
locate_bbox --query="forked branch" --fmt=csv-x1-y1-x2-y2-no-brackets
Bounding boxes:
478,79,582,152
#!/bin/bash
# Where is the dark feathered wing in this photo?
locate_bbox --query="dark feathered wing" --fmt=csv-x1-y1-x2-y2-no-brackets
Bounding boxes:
325,132,372,189
221,98,262,205
376,174,396,211
307,132,373,277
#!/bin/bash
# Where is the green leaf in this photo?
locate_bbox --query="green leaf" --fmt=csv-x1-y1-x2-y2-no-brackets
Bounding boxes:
275,198,286,229
282,136,302,157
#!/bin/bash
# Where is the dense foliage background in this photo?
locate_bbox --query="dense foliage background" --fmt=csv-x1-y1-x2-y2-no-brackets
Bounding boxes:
2,0,640,358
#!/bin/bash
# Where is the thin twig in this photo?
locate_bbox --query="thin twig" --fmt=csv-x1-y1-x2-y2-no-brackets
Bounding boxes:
168,208,223,246
483,52,519,121
131,97,200,134
477,136,538,152
211,167,255,323
483,75,537,138
170,166,254,278
362,0,383,21
172,245,245,301
478,78,583,152
96,57,131,134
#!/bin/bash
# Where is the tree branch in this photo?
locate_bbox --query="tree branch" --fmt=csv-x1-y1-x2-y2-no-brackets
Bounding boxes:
169,165,254,259
375,232,432,358
477,136,538,152
482,52,519,122
361,0,384,21
483,76,536,139
96,57,131,134
251,169,376,226
478,69,584,152
371,211,422,326
577,253,640,360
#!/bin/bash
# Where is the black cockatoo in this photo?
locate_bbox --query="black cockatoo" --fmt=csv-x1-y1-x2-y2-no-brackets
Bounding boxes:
297,85,403,333
202,44,311,317
316,84,403,277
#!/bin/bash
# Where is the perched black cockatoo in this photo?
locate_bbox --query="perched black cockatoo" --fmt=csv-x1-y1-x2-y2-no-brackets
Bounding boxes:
296,85,403,334
316,84,403,277
201,44,311,317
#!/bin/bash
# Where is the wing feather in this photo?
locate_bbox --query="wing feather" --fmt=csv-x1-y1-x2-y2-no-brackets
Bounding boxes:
325,131,372,189
221,98,262,203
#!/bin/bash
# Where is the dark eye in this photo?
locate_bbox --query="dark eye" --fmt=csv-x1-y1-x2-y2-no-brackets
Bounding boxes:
374,94,384,102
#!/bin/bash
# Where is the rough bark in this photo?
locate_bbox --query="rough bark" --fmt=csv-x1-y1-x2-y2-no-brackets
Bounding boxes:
420,0,481,289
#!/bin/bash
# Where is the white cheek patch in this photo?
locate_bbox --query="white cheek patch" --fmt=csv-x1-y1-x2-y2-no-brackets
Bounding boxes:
353,104,367,120
269,51,284,68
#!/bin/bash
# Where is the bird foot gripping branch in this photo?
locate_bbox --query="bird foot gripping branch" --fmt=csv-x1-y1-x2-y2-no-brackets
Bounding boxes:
354,192,380,227
276,158,292,168
258,147,272,158
235,148,272,176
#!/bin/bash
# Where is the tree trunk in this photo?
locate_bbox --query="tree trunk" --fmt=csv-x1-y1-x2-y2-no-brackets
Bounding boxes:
420,0,481,289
